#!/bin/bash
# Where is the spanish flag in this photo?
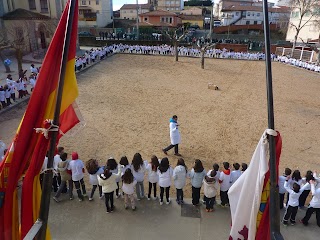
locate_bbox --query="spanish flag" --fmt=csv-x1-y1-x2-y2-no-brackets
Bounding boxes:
0,0,80,239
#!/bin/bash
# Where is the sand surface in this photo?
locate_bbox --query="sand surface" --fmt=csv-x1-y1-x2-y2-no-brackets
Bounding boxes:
1,54,319,195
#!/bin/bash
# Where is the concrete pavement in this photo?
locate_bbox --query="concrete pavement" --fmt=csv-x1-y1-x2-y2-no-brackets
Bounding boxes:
48,193,319,240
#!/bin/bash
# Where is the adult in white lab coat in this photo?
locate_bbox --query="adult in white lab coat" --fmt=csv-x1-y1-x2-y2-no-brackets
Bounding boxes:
163,115,181,156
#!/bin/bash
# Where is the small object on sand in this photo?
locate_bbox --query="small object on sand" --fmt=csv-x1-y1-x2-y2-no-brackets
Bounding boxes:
208,83,219,90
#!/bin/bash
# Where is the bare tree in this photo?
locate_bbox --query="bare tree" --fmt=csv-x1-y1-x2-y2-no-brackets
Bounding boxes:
289,0,320,57
165,28,188,62
198,42,216,69
0,21,33,73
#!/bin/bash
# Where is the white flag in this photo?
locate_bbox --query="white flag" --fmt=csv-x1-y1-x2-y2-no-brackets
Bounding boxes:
228,130,276,240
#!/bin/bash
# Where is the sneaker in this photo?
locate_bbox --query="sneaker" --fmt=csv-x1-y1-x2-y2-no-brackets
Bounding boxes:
180,200,185,205
70,197,74,200
152,196,158,200
83,194,87,197
99,195,104,199
202,200,206,204
53,197,59,203
206,209,210,212
166,199,171,205
79,198,83,202
299,219,307,226
162,149,168,155
116,194,120,199
160,201,164,206
290,222,295,226
89,197,93,201
132,206,136,211
137,198,141,201
147,197,151,200
106,211,110,214
176,199,180,204
210,208,215,212
281,221,288,227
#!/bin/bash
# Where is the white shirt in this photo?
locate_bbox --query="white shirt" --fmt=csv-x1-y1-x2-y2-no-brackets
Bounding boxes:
219,170,231,192
278,175,287,194
203,178,219,198
230,170,241,186
145,162,159,183
122,180,137,195
284,180,309,207
158,167,173,188
131,164,145,182
309,183,320,208
89,167,104,185
68,159,85,181
169,121,181,145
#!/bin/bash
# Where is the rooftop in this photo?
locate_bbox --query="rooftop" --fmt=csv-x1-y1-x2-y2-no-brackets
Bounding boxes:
120,4,151,10
1,8,50,20
139,9,179,17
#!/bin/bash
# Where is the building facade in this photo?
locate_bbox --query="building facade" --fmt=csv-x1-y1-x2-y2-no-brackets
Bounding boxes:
120,4,151,20
286,7,320,43
216,0,290,27
138,9,182,27
157,0,184,12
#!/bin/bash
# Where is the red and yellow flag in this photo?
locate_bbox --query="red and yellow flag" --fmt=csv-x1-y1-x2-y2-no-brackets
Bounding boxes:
0,0,79,239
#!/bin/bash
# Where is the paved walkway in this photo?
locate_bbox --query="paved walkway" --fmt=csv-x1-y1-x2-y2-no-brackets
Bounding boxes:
48,193,319,240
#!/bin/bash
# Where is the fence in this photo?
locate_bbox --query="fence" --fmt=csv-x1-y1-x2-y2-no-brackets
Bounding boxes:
275,47,318,62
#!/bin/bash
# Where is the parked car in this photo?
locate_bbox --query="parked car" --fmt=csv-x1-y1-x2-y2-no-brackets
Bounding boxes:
78,31,94,37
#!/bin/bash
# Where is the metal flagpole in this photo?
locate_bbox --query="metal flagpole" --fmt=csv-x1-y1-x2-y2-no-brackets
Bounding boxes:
37,0,76,239
261,1,283,240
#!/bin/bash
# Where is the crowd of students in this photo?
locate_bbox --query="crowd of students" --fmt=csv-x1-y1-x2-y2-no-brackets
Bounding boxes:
0,64,38,110
48,147,320,226
276,55,320,73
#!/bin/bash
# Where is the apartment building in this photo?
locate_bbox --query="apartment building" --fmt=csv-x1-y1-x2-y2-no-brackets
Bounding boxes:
157,0,184,12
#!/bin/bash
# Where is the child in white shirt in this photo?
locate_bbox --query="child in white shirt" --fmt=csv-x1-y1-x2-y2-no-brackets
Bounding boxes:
122,168,137,210
203,170,219,212
229,163,241,186
107,157,120,198
157,157,173,205
145,155,159,200
131,153,146,200
85,159,104,201
219,162,231,207
278,168,292,209
173,158,188,204
68,152,87,201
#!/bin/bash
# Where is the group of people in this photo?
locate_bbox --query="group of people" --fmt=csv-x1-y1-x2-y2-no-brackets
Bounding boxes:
279,168,320,227
276,55,320,73
0,64,39,110
48,145,248,213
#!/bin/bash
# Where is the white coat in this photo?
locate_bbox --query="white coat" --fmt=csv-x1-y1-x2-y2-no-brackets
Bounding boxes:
170,121,180,145
173,165,187,189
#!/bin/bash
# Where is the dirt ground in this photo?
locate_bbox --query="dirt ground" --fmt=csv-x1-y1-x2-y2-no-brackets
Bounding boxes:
1,55,319,196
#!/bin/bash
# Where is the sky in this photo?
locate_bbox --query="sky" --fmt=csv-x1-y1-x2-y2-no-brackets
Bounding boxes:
113,0,278,11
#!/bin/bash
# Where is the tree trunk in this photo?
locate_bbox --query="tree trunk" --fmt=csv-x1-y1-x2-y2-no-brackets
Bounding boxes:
175,41,178,62
291,34,298,58
0,50,11,73
16,48,23,72
201,50,205,69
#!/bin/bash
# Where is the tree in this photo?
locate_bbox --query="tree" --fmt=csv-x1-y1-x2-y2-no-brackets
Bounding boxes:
0,21,33,73
289,0,320,57
197,41,215,69
165,28,188,62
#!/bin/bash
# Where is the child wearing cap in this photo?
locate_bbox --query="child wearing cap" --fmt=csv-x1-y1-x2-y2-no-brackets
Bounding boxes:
68,152,87,201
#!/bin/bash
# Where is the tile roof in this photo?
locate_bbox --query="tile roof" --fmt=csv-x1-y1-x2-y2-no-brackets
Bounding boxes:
120,4,151,10
139,9,179,17
1,8,51,20
222,5,290,13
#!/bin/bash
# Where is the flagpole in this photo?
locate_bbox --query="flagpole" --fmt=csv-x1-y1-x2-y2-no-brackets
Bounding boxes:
37,0,76,239
262,1,283,240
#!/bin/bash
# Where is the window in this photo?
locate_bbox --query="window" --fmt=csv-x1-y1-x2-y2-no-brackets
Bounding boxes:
96,0,99,5
161,17,165,22
88,1,91,5
236,12,239,16
254,21,257,24
28,0,36,10
169,17,172,23
246,20,250,25
252,13,255,16
81,0,86,5
257,13,260,17
166,1,170,4
247,12,250,16
144,17,148,21
176,7,179,10
171,8,174,11
40,0,48,13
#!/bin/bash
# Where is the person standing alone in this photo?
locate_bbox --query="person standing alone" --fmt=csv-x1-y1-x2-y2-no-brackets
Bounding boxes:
163,115,181,156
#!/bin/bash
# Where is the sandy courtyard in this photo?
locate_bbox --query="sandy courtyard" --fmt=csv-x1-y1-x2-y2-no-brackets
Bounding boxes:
1,55,320,196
